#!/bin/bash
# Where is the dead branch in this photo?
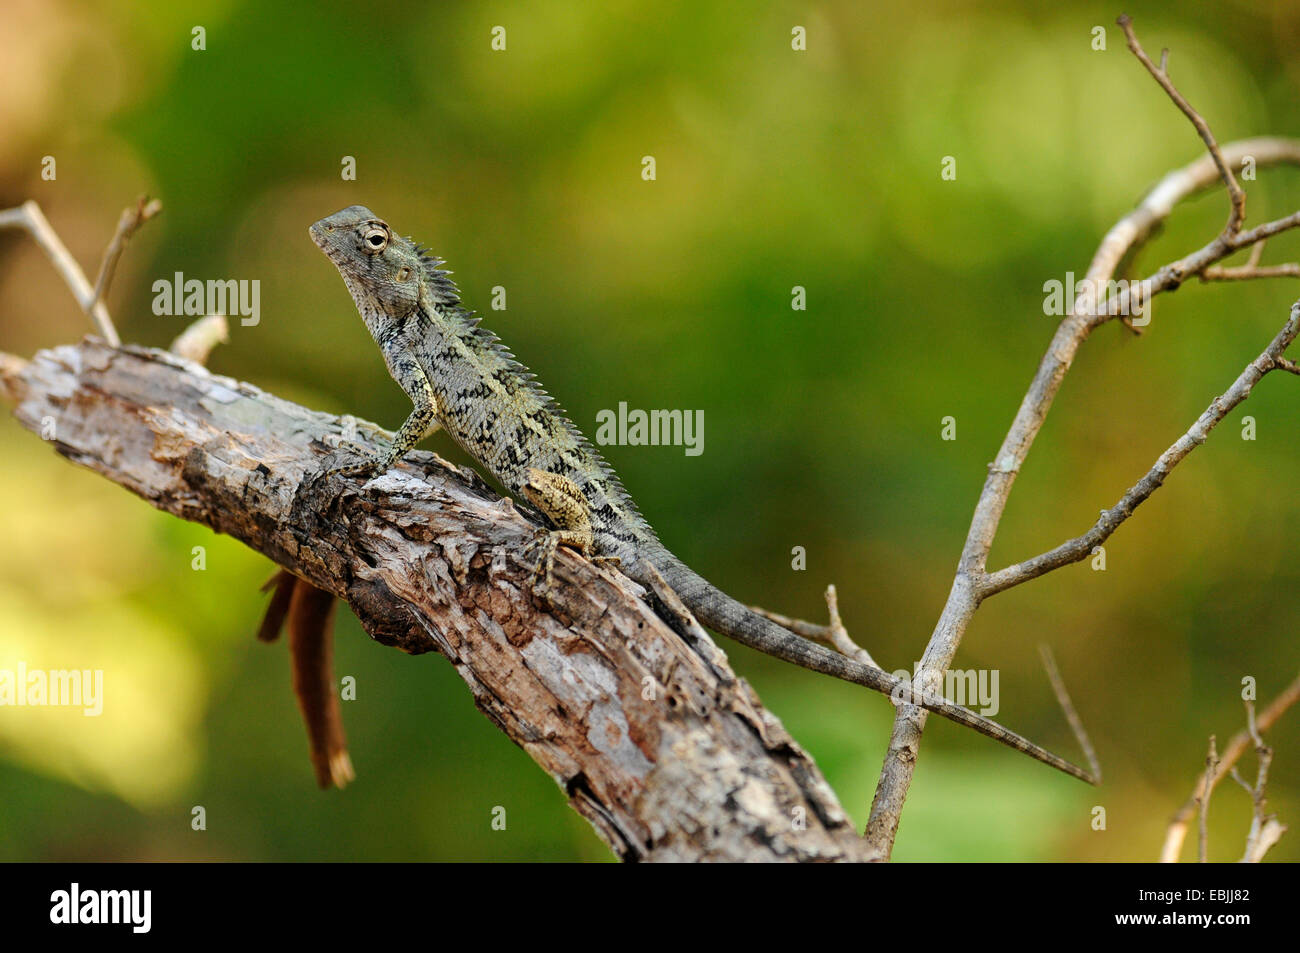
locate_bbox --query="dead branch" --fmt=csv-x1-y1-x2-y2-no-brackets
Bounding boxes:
980,302,1299,596
862,14,1300,858
0,339,870,862
1201,239,1300,282
87,195,162,312
751,585,879,669
1038,645,1101,784
1198,736,1218,863
1228,701,1284,863
1160,674,1300,862
1117,14,1245,236
0,202,122,346
170,314,230,364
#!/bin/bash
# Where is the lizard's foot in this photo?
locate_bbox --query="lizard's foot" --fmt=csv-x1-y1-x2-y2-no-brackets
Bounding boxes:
324,457,383,479
519,534,619,610
317,445,388,481
520,530,563,606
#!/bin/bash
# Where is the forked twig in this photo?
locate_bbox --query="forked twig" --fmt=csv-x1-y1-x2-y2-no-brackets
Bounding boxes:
1118,14,1245,235
0,196,162,349
87,195,163,311
864,13,1300,859
1203,241,1300,281
1160,673,1300,862
752,584,879,669
981,302,1300,597
0,201,121,346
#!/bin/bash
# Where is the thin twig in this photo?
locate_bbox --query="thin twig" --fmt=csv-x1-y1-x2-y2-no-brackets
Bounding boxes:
981,302,1300,597
1227,209,1300,248
1198,736,1218,863
0,338,876,861
1159,672,1300,862
1201,239,1267,285
1235,700,1284,862
1228,766,1253,795
1118,14,1245,235
1201,239,1300,285
1086,206,1300,328
1038,644,1101,782
751,584,879,669
1202,259,1300,282
170,314,229,365
0,201,121,346
87,195,163,311
862,111,1300,857
1248,819,1287,863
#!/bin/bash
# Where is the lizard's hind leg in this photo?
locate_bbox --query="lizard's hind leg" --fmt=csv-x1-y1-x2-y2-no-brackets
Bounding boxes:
519,468,619,599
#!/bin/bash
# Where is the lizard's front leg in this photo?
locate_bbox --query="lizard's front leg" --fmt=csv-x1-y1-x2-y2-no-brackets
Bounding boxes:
327,360,441,478
519,468,620,595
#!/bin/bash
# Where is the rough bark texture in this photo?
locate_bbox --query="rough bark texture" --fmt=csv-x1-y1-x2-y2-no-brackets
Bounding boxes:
1,338,870,862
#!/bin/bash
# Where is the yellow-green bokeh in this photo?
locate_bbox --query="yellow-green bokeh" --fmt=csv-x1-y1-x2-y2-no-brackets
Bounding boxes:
0,0,1297,861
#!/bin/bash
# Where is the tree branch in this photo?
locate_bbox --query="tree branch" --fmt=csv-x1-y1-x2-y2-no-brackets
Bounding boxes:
0,201,122,346
980,301,1299,597
1229,700,1284,863
750,585,879,669
1160,673,1300,862
1201,241,1300,282
862,19,1300,856
1038,644,1101,784
0,338,872,862
1117,14,1246,236
1198,736,1218,863
86,195,162,312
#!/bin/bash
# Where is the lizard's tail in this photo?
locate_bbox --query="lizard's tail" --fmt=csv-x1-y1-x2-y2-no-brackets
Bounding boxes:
640,553,1096,784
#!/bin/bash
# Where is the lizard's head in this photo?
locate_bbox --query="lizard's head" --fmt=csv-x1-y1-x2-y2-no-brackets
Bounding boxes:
310,206,424,317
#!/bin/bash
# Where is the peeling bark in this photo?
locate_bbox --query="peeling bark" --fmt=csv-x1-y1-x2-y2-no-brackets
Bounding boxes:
2,338,869,862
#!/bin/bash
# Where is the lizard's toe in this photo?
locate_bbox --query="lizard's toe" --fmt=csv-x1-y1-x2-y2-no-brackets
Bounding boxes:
320,450,385,481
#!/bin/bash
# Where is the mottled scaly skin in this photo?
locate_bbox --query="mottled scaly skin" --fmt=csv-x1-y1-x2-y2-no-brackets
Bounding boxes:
310,206,1093,784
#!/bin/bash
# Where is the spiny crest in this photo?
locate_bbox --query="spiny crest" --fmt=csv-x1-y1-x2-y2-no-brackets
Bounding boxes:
411,240,469,315
498,346,650,525
407,236,651,530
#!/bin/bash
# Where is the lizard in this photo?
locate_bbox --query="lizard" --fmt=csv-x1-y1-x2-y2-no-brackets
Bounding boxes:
309,204,1095,784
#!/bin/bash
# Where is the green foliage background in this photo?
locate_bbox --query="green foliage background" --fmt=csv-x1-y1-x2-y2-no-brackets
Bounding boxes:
0,0,1297,861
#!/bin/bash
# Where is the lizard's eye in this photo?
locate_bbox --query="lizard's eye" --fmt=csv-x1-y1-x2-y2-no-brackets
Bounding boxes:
361,225,389,253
